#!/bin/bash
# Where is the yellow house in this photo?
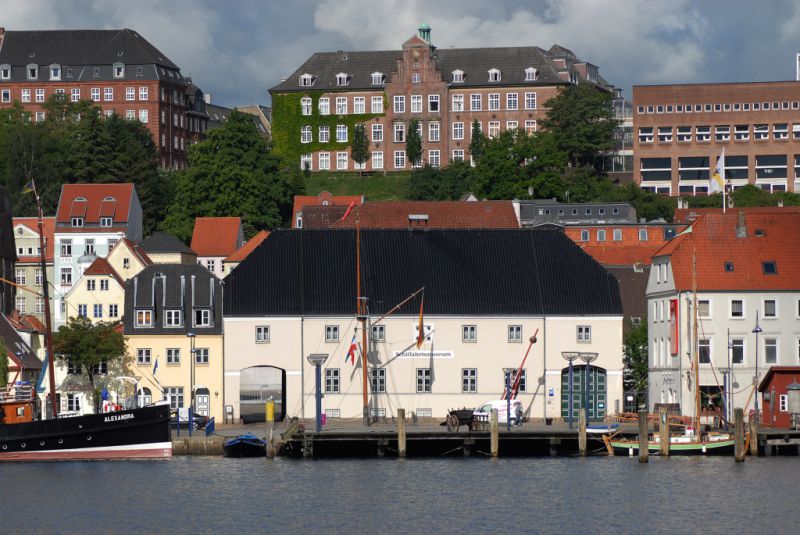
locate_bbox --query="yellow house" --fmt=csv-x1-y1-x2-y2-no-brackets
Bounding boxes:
139,232,198,265
124,264,224,422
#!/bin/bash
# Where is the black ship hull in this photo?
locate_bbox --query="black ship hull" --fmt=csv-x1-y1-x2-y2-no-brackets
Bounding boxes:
0,404,172,461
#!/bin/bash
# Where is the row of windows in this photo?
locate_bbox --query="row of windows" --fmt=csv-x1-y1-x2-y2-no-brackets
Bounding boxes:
0,86,149,104
0,63,140,81
653,297,798,323
14,268,43,286
315,324,589,344
578,228,651,243
323,367,528,394
297,92,539,116
654,336,800,367
134,309,213,328
76,303,120,319
59,237,116,256
298,67,539,88
640,155,800,182
637,100,800,115
136,348,209,365
14,296,45,314
638,124,799,144
66,359,108,376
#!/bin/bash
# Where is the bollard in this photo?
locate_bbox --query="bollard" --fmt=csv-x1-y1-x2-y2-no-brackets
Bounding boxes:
748,413,758,456
734,408,745,462
490,409,499,458
578,408,587,457
638,410,649,463
397,408,406,458
659,407,670,457
266,399,275,458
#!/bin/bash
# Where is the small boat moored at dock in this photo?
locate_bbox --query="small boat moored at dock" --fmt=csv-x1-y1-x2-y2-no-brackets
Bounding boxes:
223,433,266,458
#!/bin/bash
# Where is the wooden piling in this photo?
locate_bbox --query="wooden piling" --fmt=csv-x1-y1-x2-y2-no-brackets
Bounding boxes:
266,399,275,459
638,410,649,463
659,407,670,457
748,413,758,456
397,408,406,458
490,409,499,458
578,408,587,457
734,408,745,462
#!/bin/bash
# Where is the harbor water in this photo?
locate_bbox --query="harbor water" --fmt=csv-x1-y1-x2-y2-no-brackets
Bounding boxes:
1,456,797,534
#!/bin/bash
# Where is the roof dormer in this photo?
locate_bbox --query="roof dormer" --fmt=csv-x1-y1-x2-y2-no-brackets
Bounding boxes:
371,72,385,85
524,67,538,81
26,63,38,80
0,64,10,80
298,73,314,87
452,69,464,83
113,62,125,78
49,63,61,81
336,72,350,86
488,68,501,82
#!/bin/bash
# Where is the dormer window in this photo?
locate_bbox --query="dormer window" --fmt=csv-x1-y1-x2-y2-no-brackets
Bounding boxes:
299,73,314,87
113,62,125,78
336,73,350,86
488,68,501,82
452,70,464,83
93,67,100,78
100,217,113,227
371,72,384,85
0,64,10,80
49,64,61,80
524,67,538,81
27,64,38,80
71,217,84,228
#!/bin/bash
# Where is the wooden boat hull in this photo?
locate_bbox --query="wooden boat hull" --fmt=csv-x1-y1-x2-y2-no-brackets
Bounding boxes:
610,438,735,456
224,434,266,458
0,405,172,461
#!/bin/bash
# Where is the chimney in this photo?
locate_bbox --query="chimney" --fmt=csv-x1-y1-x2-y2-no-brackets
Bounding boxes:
203,93,212,105
736,210,747,238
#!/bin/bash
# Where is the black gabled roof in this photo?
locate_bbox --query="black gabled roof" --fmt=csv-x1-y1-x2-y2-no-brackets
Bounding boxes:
0,314,41,370
139,232,195,255
269,43,607,93
223,229,622,317
0,29,179,73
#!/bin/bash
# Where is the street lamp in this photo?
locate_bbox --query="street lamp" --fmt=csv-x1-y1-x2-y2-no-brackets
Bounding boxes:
307,353,329,433
187,331,196,431
752,312,762,415
562,352,580,429
579,352,599,422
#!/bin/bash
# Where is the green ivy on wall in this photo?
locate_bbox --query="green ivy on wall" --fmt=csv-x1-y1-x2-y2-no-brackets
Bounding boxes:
271,91,386,167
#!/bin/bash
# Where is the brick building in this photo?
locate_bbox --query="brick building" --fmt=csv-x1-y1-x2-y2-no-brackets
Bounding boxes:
270,24,611,172
0,28,207,168
633,81,800,195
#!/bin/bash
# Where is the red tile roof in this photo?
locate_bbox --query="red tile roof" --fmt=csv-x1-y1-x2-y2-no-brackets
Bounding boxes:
190,217,243,256
55,183,136,226
578,245,663,266
20,314,46,333
292,191,363,228
13,216,56,262
306,201,520,229
226,230,270,262
83,257,124,287
673,206,800,224
114,237,153,267
655,212,800,291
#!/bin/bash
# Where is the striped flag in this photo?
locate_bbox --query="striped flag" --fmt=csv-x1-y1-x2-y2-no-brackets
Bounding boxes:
416,293,425,349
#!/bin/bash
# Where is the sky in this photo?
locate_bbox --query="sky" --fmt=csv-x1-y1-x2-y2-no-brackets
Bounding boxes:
4,0,800,107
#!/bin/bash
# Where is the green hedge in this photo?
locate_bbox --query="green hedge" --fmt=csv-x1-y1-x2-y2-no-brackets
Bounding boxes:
271,91,386,166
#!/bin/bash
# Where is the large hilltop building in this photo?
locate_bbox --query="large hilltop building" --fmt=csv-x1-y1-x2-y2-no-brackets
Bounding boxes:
0,27,207,169
270,24,612,173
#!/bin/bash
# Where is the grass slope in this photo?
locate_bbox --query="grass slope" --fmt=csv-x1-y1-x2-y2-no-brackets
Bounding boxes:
303,172,411,200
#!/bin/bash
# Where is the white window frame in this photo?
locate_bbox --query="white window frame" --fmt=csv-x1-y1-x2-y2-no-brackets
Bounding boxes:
508,325,522,342
393,95,405,113
335,97,347,114
394,150,405,169
763,298,778,319
524,92,537,110
318,97,330,115
353,96,365,114
137,348,152,365
428,94,440,112
577,325,591,343
256,326,270,343
318,125,330,143
194,309,212,327
370,96,383,113
371,124,382,142
428,122,440,142
300,97,312,116
410,94,422,113
164,309,183,328
136,309,153,327
729,299,745,319
452,94,464,112
488,93,500,111
470,94,481,111
325,325,340,343
372,151,383,169
462,325,477,342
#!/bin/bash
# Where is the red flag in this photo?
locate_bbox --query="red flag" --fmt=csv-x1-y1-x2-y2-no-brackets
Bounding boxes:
346,334,358,364
416,293,425,349
339,200,357,223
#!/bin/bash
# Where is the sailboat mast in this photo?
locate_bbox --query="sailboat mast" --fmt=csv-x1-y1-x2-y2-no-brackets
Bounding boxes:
692,248,699,435
34,188,58,418
356,217,369,424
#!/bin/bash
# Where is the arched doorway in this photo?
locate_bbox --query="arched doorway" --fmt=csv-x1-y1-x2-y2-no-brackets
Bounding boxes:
561,365,607,422
195,387,210,416
239,366,286,423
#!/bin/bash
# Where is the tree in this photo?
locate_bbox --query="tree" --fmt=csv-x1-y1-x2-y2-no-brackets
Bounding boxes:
161,110,303,240
623,318,649,411
351,123,370,175
406,119,422,167
53,317,127,388
468,119,486,163
541,83,619,169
